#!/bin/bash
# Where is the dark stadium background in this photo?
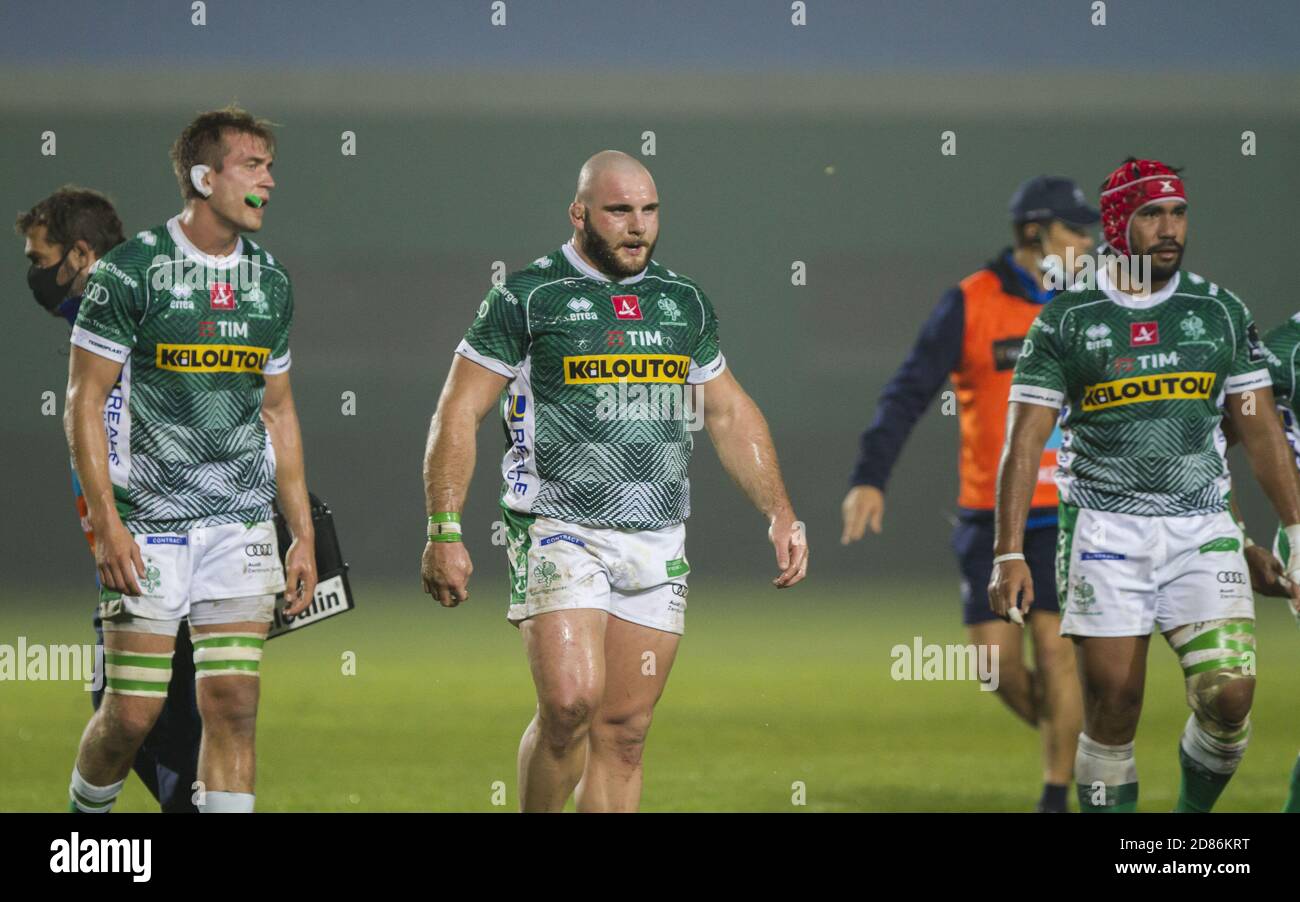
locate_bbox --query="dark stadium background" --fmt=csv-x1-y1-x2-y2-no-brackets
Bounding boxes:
2,0,1298,599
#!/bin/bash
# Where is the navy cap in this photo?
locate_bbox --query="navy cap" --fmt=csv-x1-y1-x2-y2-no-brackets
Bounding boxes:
1009,176,1100,227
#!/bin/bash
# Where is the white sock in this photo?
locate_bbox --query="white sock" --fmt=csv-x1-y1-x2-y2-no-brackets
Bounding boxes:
200,791,255,813
1180,713,1249,775
1075,733,1138,810
69,766,125,813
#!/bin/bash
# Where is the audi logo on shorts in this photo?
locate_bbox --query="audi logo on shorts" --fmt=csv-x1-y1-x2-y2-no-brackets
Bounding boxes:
1216,571,1246,584
245,543,274,557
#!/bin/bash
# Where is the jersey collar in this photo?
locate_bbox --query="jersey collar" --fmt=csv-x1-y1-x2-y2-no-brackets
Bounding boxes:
167,215,245,270
562,239,647,285
1098,265,1181,310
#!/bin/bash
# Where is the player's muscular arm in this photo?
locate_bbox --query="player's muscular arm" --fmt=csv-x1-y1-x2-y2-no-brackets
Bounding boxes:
262,372,317,615
64,347,144,596
988,401,1057,621
702,368,807,588
1227,387,1300,608
421,356,510,606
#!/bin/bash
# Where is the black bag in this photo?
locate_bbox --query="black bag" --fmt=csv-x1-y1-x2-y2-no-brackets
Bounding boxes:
268,492,355,639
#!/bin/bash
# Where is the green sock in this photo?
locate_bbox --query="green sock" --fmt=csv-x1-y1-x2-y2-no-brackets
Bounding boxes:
1285,756,1300,813
1077,781,1138,812
1175,746,1232,812
1174,714,1247,813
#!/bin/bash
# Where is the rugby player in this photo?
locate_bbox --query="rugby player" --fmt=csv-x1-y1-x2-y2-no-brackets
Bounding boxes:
991,157,1300,812
842,176,1096,812
1256,317,1300,811
63,106,317,813
421,150,807,812
17,186,203,813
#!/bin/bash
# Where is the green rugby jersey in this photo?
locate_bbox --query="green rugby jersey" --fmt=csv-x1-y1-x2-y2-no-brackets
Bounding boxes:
1010,269,1269,516
457,241,725,529
71,216,293,533
1263,314,1300,466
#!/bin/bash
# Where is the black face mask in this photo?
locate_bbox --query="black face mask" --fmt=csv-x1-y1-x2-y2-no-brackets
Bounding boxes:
26,248,74,313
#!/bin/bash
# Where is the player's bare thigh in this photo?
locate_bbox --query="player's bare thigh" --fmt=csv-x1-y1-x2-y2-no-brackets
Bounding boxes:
95,628,176,734
1073,634,1150,742
521,608,609,709
597,614,680,719
191,619,269,715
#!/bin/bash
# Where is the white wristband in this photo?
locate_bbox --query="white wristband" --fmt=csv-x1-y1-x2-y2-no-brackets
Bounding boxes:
993,553,1025,565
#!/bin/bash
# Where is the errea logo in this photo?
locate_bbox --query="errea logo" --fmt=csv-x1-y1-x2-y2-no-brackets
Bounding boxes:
1085,323,1112,350
567,297,597,321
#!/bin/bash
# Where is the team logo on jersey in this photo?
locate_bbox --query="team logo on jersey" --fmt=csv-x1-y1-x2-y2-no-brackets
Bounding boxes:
156,343,270,373
1180,313,1206,341
563,354,690,384
611,295,642,319
244,285,270,317
1081,371,1215,411
658,296,688,326
1129,322,1159,346
210,283,236,310
1084,323,1112,351
534,256,553,268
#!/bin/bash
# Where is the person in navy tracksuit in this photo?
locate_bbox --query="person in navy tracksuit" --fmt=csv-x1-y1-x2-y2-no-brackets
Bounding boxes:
18,186,202,812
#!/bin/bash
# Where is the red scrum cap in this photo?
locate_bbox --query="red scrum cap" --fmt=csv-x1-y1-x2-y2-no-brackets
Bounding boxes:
1099,158,1186,255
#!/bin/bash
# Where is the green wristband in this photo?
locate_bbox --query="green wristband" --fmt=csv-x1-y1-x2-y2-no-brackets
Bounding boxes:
427,512,462,542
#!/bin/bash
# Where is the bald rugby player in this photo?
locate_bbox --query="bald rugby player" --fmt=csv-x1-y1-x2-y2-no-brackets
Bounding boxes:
421,150,807,812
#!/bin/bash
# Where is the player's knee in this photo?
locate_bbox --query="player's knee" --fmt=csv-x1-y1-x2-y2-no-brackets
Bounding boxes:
537,694,597,752
1032,635,1074,676
1187,671,1254,737
99,697,163,749
197,679,259,737
594,709,654,765
1085,681,1143,734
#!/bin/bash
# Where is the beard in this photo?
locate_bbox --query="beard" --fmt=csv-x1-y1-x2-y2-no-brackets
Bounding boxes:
581,216,654,280
1137,239,1185,283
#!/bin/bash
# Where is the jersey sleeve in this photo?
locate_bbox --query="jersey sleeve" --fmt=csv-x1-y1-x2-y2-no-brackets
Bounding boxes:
1263,323,1297,405
686,287,725,384
70,258,142,365
263,269,293,376
456,284,529,379
1224,296,1271,394
1008,307,1067,409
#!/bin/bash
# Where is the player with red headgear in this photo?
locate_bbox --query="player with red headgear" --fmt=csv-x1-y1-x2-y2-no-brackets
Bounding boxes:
990,157,1300,812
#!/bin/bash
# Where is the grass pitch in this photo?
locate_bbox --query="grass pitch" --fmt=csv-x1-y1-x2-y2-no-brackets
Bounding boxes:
4,578,1299,812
